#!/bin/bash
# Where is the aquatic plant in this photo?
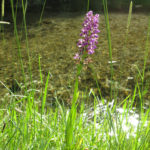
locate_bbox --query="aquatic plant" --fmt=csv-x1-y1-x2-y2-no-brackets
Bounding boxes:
74,10,100,64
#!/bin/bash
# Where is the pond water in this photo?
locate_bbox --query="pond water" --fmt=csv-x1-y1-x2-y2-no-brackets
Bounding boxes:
0,11,150,108
82,99,149,140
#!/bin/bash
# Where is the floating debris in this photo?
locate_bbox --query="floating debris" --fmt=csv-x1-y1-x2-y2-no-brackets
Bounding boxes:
108,60,117,64
0,21,10,24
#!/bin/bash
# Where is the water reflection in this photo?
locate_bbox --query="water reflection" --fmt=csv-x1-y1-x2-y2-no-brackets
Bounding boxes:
83,99,149,139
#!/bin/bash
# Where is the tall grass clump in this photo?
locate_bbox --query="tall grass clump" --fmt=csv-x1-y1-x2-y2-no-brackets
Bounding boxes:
10,0,27,90
0,0,150,150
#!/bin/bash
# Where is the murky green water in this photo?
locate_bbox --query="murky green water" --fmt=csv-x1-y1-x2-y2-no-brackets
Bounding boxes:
0,12,150,106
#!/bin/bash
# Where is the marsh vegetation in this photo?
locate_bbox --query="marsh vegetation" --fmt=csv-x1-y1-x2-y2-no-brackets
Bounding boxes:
0,0,149,149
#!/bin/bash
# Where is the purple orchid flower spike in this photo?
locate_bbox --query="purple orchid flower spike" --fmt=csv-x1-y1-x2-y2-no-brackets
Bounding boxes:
74,11,100,64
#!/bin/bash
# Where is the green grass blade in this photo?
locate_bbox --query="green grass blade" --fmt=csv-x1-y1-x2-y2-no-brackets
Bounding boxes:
39,0,47,24
21,0,33,84
125,1,133,43
87,0,90,11
10,0,27,90
41,72,50,115
102,0,113,100
41,72,50,135
38,55,43,84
